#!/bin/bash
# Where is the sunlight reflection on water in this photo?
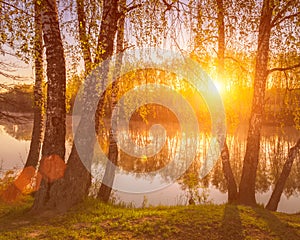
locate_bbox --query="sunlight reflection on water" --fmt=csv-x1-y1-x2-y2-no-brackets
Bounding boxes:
0,120,299,213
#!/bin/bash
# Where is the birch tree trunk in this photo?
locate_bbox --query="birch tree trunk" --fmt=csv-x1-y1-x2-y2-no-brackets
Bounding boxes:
31,0,66,212
238,0,273,206
76,0,92,73
266,139,300,211
34,0,120,212
215,0,238,203
0,0,44,202
39,0,66,160
25,0,44,171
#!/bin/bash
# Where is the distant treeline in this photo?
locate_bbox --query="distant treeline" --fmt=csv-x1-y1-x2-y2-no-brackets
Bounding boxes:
0,84,34,113
0,84,299,126
263,88,300,126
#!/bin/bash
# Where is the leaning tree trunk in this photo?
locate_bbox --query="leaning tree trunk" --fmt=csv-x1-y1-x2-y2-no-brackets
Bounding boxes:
97,1,125,202
35,0,120,212
266,139,300,211
31,0,66,212
238,0,273,206
24,0,44,176
215,0,238,203
0,1,44,202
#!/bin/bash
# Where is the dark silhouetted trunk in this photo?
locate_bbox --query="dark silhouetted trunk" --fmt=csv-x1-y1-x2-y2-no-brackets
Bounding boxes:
216,0,225,75
238,0,273,206
266,139,300,211
31,0,66,212
76,0,92,72
215,0,238,203
94,0,119,65
97,127,118,202
97,0,125,202
221,142,238,203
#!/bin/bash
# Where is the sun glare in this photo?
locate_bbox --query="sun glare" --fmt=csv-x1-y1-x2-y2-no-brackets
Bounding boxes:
213,81,224,94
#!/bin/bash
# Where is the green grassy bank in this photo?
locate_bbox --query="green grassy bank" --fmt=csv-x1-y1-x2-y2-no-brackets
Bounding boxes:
0,197,299,240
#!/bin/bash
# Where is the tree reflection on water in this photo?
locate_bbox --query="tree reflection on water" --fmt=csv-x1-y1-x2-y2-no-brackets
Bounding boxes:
1,114,300,212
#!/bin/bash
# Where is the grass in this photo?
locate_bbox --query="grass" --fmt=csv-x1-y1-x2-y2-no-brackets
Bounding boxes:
0,197,299,239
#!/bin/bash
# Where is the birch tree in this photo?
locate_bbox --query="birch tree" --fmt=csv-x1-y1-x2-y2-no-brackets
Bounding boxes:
31,0,66,212
239,0,300,206
0,0,43,201
31,0,120,212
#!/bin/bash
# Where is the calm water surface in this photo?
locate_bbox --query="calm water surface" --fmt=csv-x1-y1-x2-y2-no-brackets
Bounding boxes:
0,116,299,213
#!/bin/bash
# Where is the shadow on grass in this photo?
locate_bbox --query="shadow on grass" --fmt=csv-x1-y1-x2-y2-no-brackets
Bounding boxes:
220,204,245,240
0,197,34,231
253,207,300,240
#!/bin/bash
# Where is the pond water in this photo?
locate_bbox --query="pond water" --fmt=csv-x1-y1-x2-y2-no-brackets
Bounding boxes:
0,115,299,213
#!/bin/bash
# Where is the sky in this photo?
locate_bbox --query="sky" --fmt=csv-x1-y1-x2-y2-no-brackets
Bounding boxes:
0,47,34,85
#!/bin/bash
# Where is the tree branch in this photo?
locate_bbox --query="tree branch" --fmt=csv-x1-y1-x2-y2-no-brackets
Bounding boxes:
0,0,33,17
271,0,295,27
268,63,300,74
161,0,179,13
126,3,143,13
272,11,300,27
120,44,134,53
194,36,218,47
162,0,173,10
0,70,24,80
224,56,250,74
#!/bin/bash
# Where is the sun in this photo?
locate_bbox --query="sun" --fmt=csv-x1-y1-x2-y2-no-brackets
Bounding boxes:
213,81,224,94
